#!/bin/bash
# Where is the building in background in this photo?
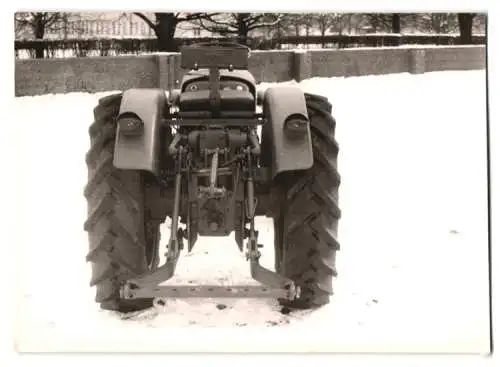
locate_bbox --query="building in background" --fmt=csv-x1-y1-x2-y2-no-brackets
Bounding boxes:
16,12,208,40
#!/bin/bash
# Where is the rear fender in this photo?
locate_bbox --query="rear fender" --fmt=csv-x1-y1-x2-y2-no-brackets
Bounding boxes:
260,86,313,179
113,89,167,176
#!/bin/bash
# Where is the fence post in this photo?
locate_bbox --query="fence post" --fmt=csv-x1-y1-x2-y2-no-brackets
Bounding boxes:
157,54,169,89
157,53,180,90
292,50,312,82
409,49,426,74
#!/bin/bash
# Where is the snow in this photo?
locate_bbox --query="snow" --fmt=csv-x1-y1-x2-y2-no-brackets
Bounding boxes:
13,70,489,354
304,45,485,52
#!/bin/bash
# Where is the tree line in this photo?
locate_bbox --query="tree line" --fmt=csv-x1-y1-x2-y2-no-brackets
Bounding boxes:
15,12,485,56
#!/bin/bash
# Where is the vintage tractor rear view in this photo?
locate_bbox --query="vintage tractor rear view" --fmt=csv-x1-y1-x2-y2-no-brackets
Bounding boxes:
84,42,341,314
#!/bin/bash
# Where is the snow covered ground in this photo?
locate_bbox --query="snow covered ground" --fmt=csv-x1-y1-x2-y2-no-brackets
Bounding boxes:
13,70,490,354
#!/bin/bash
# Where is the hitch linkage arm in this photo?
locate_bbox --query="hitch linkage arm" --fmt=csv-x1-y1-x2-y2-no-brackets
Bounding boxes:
244,150,299,301
120,137,299,303
120,147,185,299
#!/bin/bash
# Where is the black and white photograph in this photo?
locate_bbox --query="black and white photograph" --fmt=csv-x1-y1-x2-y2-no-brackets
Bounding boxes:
10,3,494,360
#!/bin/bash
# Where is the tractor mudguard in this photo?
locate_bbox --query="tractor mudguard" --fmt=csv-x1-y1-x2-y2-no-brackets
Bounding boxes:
261,86,313,179
113,88,167,176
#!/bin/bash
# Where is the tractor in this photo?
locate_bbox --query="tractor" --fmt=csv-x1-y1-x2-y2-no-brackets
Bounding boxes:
84,41,341,314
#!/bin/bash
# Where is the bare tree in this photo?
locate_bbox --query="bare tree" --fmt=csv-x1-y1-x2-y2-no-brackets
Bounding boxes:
432,13,457,33
391,14,401,33
307,13,345,47
416,13,458,34
365,13,403,33
133,12,215,51
198,13,283,44
15,12,64,39
277,13,362,37
330,13,365,34
308,13,336,37
277,14,311,36
366,13,390,32
472,13,486,34
259,13,304,42
315,13,360,35
15,12,66,58
458,13,476,44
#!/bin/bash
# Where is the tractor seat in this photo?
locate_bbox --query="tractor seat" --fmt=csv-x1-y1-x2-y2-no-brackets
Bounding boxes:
179,90,255,112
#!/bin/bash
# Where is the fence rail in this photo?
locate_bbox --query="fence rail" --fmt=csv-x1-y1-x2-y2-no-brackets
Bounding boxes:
14,34,487,59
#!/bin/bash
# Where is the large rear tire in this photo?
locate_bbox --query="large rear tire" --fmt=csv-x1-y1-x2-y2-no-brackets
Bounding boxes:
84,93,160,313
274,93,341,309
